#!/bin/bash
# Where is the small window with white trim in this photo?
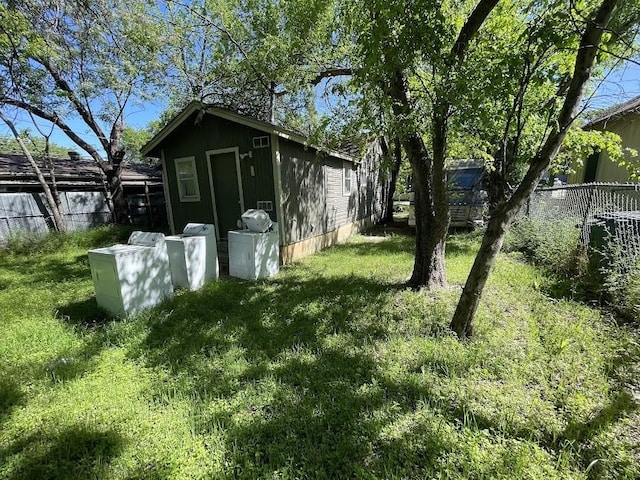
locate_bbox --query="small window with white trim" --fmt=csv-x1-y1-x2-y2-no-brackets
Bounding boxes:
252,136,270,148
343,161,352,196
174,157,200,202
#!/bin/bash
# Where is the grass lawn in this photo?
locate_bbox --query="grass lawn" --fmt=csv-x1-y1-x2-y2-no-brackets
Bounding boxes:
0,227,638,479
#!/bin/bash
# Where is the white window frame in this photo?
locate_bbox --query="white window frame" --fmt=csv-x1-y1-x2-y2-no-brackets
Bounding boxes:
252,136,270,148
174,156,200,202
342,160,352,196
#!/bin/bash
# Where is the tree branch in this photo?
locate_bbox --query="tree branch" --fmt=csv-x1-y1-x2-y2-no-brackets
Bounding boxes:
309,68,355,86
35,57,110,152
508,0,620,211
1,98,106,167
451,0,501,62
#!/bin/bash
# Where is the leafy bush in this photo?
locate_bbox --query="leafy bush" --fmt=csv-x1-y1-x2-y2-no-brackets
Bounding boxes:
505,217,640,323
503,217,584,278
602,254,640,322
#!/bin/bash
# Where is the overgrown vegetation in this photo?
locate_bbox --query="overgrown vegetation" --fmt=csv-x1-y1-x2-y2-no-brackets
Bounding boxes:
601,239,640,322
0,227,638,479
503,217,640,322
503,217,584,279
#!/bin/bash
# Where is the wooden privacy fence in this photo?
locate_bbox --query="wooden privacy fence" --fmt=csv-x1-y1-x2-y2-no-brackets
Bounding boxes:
0,191,166,239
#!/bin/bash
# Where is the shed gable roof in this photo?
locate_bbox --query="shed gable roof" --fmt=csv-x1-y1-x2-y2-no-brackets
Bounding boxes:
141,101,355,162
585,95,640,129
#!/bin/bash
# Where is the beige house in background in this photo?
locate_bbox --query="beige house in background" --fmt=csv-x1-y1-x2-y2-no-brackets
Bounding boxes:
569,96,640,183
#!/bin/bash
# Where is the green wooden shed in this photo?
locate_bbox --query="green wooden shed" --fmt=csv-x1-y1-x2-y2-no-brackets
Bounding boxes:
141,102,388,263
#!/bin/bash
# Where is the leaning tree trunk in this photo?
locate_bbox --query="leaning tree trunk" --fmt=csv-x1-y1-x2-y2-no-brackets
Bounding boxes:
450,0,619,338
0,112,67,233
43,141,66,232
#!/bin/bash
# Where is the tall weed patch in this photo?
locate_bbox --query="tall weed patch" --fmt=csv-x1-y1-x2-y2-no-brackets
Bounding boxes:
503,217,584,278
505,217,640,322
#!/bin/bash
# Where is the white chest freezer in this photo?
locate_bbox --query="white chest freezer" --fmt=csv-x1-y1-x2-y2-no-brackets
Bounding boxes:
166,223,219,290
88,231,173,316
228,223,279,280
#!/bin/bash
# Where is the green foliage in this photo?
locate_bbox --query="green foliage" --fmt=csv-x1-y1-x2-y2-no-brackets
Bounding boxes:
556,128,638,178
160,0,343,132
0,226,135,257
604,267,640,322
121,127,152,163
503,216,584,279
0,227,638,478
0,134,70,158
0,0,165,161
599,237,640,322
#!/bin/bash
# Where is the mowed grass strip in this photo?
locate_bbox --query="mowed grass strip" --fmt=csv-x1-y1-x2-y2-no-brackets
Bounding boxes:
0,227,638,479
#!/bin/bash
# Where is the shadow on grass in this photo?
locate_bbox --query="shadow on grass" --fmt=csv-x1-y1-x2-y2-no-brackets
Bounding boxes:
131,266,487,477
140,274,405,383
57,297,110,329
42,231,638,477
0,377,24,426
0,426,122,480
0,254,91,288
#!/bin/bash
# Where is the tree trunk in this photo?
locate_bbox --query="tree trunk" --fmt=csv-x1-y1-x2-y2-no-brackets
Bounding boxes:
382,137,403,224
43,140,66,232
105,162,127,224
405,131,448,288
0,113,67,233
389,70,448,289
450,204,513,337
450,0,619,338
106,124,129,224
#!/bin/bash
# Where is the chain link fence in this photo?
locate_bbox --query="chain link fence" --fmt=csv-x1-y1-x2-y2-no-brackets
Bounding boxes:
526,183,640,276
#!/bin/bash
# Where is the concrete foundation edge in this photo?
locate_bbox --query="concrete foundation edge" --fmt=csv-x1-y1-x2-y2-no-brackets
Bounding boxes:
280,215,377,264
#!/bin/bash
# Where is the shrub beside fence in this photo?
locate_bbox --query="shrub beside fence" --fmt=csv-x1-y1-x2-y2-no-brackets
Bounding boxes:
527,183,640,275
524,183,640,319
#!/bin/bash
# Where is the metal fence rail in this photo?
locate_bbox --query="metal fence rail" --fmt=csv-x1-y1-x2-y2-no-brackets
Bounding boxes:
527,183,640,275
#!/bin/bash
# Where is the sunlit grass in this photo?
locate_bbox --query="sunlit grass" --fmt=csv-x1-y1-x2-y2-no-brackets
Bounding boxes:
0,227,638,479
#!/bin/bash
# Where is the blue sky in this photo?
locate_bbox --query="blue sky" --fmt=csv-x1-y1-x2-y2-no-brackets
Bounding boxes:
2,60,640,157
585,61,640,111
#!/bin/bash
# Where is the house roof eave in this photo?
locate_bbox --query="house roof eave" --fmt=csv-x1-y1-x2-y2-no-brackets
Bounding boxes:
140,101,357,163
584,95,640,130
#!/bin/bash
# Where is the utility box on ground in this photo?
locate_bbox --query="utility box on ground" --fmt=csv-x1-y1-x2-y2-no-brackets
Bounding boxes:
228,219,279,280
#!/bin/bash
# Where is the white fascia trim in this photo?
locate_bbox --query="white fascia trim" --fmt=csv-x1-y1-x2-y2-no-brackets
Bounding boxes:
141,101,357,163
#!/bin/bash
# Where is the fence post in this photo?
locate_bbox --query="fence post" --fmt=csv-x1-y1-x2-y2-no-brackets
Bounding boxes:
144,181,153,228
580,185,597,245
